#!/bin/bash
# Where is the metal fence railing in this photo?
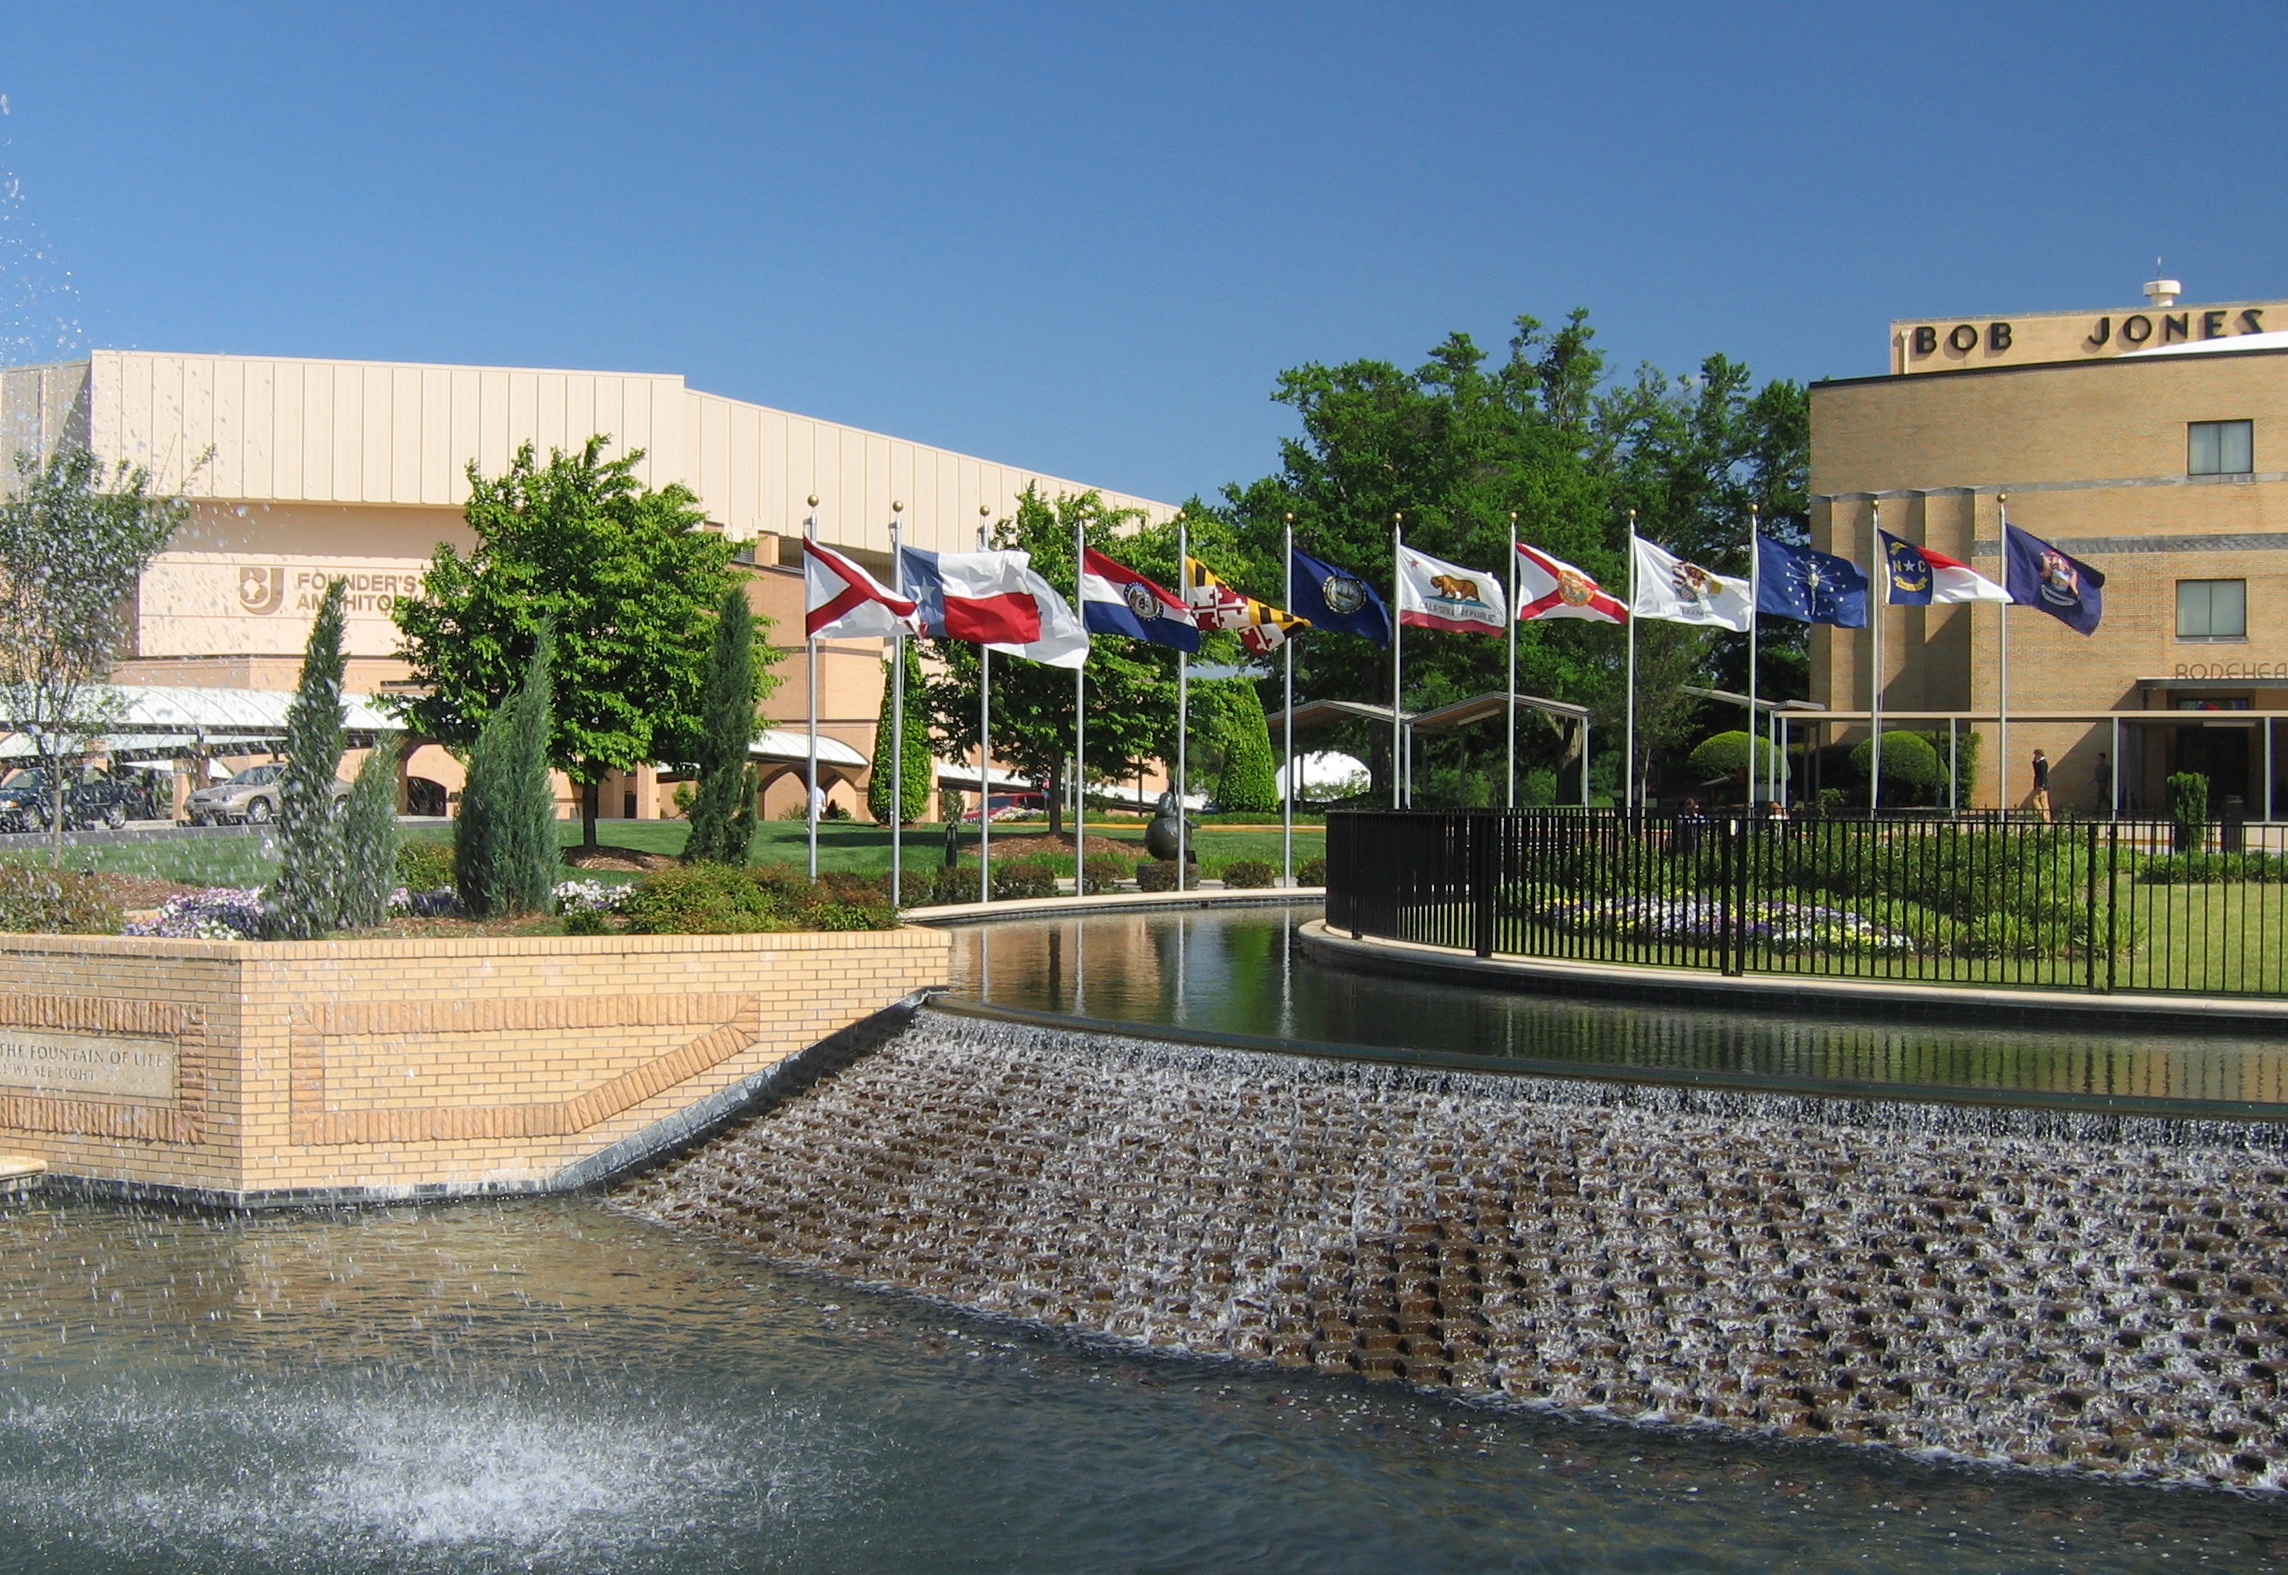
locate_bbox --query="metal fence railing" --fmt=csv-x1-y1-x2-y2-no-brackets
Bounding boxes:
1324,809,2288,997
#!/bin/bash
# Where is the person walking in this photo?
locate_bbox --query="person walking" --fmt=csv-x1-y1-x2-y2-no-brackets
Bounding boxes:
2029,749,2052,823
2093,751,2113,819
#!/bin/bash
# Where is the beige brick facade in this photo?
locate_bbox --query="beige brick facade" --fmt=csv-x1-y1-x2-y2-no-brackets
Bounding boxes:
0,926,950,1201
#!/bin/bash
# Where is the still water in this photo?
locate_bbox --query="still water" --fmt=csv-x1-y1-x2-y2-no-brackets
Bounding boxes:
5,1196,2286,1573
952,904,2288,1110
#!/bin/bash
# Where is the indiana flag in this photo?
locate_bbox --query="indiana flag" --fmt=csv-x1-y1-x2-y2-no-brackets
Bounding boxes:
1396,545,1508,635
1879,530,2011,605
1514,543,1625,624
1079,548,1201,652
1185,557,1309,654
1755,533,1868,628
804,540,919,639
897,546,1042,645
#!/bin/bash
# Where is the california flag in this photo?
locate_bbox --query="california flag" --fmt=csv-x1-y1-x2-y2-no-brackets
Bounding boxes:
1396,545,1508,636
1514,543,1626,624
1629,535,1752,632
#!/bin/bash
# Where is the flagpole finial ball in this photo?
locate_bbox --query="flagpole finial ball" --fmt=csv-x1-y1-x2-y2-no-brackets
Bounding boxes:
892,500,902,513
807,494,819,508
1284,512,1294,524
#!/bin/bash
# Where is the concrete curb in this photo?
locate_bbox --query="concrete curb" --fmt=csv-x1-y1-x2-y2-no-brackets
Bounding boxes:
1297,920,2288,1038
905,887,1325,926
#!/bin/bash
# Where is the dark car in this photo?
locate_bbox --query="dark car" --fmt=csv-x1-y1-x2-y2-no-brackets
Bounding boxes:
0,767,141,832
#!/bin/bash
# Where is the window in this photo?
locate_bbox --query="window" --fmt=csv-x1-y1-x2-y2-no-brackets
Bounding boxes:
2189,420,2254,476
2177,579,2248,640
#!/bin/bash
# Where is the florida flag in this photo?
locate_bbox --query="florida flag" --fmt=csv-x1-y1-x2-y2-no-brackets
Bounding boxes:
1396,545,1508,635
1879,530,2012,605
1514,543,1626,624
805,540,919,639
1080,548,1201,652
897,546,1042,645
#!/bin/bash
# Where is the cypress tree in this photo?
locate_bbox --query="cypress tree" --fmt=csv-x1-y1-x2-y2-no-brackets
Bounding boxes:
265,578,348,938
337,732,403,928
455,629,558,917
867,641,934,828
685,587,758,863
1213,681,1280,813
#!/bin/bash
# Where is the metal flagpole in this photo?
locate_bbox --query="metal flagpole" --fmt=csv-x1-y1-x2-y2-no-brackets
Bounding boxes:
977,502,992,903
1391,514,1404,809
1506,510,1518,809
1869,501,1884,816
1747,507,1761,806
1074,502,1086,894
806,494,820,881
1282,511,1295,884
1997,493,2011,818
1176,509,1189,889
1624,510,1638,812
890,501,905,910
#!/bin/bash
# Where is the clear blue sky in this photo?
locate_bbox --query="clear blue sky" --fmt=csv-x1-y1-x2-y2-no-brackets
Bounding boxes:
3,2,2282,504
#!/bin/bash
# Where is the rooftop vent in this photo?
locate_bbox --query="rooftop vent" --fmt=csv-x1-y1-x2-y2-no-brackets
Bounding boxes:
2145,273,2181,307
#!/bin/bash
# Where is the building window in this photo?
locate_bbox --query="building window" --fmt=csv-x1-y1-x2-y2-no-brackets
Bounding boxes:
2189,419,2254,475
2177,579,2248,640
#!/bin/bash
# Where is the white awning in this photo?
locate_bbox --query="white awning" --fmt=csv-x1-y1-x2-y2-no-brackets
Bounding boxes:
749,729,868,769
1,685,401,758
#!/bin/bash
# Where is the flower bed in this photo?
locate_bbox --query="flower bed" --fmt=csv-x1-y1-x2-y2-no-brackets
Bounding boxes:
1532,895,1917,954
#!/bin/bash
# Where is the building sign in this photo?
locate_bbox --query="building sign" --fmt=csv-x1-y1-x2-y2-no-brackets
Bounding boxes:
0,1029,177,1102
2173,661,2288,681
1893,299,2288,374
139,552,431,658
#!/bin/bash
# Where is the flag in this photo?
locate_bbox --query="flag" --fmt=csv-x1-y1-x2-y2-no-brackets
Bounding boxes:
2004,522,2105,634
897,546,1042,644
1395,545,1508,636
1629,535,1753,631
988,569,1091,669
1185,557,1310,654
1514,542,1626,624
804,541,920,639
1879,530,2011,605
1289,546,1391,645
1079,548,1201,652
1755,533,1868,628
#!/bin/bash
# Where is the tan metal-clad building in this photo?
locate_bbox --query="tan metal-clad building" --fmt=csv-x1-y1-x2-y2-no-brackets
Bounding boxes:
1810,283,2288,817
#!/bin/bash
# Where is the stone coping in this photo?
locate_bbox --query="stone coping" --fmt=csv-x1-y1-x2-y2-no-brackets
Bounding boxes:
1299,920,2288,1036
905,887,1324,926
0,925,941,960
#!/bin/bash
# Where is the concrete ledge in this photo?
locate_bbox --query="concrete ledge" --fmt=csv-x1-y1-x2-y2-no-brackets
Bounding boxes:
1299,920,2288,1037
907,887,1323,926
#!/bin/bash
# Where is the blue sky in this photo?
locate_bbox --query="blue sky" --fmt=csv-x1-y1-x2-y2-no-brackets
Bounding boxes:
2,2,2282,504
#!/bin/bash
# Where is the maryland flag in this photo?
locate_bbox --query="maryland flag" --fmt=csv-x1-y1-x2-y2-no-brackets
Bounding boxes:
1184,556,1310,654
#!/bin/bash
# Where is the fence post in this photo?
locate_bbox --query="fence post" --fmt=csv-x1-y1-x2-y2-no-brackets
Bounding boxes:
2084,819,2099,993
2104,820,2118,993
1472,811,1498,958
1724,815,1746,976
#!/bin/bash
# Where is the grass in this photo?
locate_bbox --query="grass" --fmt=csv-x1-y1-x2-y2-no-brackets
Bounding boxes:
2,834,282,890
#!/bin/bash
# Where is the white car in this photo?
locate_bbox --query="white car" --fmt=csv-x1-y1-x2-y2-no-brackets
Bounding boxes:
185,764,351,826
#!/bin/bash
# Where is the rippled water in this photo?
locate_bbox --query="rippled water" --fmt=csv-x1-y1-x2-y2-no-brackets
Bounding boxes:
5,1197,2288,1572
951,905,2288,1107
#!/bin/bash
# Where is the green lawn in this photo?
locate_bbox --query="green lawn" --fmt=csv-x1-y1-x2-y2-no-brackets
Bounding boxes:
3,834,283,890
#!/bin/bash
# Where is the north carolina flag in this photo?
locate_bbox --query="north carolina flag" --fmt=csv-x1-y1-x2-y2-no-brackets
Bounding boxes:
1185,557,1309,654
897,546,1042,645
1079,548,1201,652
804,540,919,639
1514,543,1625,624
1879,530,2012,605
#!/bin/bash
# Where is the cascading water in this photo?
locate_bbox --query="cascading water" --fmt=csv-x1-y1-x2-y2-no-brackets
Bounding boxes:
622,1007,2288,1491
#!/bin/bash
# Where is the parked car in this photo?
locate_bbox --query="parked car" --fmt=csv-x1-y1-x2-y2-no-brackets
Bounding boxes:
0,766,144,832
184,763,351,826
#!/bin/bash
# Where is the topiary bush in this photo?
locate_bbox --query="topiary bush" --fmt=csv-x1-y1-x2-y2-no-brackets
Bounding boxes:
1219,858,1275,889
618,862,895,934
2168,772,2210,854
1137,860,1182,892
991,857,1058,900
1296,854,1328,888
1846,731,1945,803
1080,854,1129,894
1686,730,1784,792
0,865,123,934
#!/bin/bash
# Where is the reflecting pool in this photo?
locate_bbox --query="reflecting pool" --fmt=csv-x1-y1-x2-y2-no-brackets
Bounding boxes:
950,904,2288,1109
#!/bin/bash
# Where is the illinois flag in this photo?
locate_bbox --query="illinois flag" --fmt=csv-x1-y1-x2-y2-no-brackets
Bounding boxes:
1396,546,1507,635
1184,557,1310,654
1514,543,1625,624
1629,535,1752,632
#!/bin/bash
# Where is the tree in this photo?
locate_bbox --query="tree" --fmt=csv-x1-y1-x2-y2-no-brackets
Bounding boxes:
684,586,762,864
455,633,559,918
922,487,1182,837
337,733,404,929
391,438,774,848
0,448,190,863
867,640,935,827
265,578,349,938
1208,679,1278,812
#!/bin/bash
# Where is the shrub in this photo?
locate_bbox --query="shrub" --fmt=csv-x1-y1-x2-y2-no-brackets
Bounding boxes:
267,577,348,938
1847,731,1945,801
457,632,559,918
1137,860,1183,892
991,857,1058,900
685,585,761,864
619,862,894,934
1080,854,1129,894
1220,858,1275,889
930,863,981,906
2137,851,2288,885
0,865,123,933
1211,683,1280,813
336,732,403,929
1296,854,1328,887
2168,772,2210,854
396,839,456,891
562,908,612,936
1686,730,1783,788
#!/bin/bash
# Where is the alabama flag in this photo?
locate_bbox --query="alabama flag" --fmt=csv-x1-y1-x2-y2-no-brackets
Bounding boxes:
804,540,919,639
897,546,1042,645
1514,543,1625,624
1396,545,1507,635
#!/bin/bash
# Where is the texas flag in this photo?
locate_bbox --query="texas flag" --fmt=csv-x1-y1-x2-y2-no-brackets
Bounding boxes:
1079,548,1201,652
897,546,1042,645
1514,542,1626,624
804,540,919,639
1879,530,2012,605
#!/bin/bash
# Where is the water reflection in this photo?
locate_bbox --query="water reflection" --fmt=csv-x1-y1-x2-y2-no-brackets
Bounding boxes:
949,905,2288,1108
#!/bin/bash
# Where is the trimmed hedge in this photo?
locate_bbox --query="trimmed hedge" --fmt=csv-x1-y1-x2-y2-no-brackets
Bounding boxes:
0,865,123,934
1219,858,1275,890
1296,854,1328,888
619,863,896,934
1137,860,1183,892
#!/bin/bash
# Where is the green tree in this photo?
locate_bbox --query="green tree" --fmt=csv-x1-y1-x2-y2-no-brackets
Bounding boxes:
265,578,349,938
456,633,559,918
391,438,774,849
923,487,1182,837
0,447,191,864
684,586,762,864
337,732,404,929
868,640,935,827
1209,678,1278,812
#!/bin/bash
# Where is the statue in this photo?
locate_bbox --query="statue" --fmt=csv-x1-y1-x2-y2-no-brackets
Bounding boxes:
1144,791,1196,863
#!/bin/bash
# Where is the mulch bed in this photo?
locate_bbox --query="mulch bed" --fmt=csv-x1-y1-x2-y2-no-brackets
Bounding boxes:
94,873,203,906
562,845,681,872
979,833,1148,860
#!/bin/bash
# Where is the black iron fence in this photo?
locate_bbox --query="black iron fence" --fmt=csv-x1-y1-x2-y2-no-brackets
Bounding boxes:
1325,810,2288,996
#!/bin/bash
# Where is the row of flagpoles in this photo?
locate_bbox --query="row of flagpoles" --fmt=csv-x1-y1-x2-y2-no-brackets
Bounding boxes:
796,496,2110,897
